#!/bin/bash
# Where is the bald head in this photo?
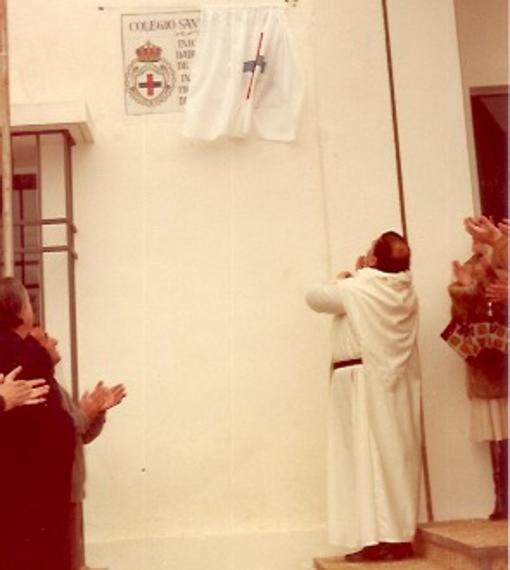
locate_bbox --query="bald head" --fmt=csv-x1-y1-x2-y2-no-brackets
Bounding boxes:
372,231,411,273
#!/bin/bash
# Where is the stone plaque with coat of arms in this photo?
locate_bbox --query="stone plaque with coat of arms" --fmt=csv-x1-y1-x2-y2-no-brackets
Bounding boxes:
122,11,200,114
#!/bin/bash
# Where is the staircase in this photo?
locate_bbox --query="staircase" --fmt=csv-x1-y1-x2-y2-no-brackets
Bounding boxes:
314,519,508,570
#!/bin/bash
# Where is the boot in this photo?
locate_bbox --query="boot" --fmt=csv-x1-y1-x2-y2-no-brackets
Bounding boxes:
489,440,508,521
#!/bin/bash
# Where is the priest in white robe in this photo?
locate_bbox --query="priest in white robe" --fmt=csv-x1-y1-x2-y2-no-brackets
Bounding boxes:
306,231,422,563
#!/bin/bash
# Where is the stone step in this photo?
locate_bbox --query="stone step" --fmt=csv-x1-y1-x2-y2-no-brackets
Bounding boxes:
415,519,508,570
314,556,446,570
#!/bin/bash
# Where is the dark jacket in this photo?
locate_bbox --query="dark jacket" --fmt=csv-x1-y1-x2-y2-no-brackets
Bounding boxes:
0,329,76,570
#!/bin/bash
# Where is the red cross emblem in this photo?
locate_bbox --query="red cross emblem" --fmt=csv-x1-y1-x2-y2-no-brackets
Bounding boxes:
125,42,176,108
138,73,163,97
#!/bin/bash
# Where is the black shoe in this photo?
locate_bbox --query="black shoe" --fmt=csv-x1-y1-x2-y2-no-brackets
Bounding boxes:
344,544,385,562
345,542,414,563
379,542,414,560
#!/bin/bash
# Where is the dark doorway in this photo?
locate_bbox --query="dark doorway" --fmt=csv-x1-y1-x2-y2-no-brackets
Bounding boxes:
470,89,508,221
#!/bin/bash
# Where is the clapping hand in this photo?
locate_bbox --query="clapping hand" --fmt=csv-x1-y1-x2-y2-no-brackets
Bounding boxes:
79,381,127,421
452,260,473,286
498,219,509,237
0,366,49,411
486,277,509,304
464,216,503,246
98,382,127,411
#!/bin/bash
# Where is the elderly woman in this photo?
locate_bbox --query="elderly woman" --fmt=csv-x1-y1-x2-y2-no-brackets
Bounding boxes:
0,277,75,570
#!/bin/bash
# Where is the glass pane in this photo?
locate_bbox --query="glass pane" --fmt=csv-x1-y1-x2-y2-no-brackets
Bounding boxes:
471,93,508,221
0,134,43,324
40,133,67,219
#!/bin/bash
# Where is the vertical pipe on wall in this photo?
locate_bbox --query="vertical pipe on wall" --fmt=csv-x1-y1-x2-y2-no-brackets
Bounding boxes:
36,133,46,325
63,132,79,402
381,0,407,240
0,0,14,276
381,0,434,523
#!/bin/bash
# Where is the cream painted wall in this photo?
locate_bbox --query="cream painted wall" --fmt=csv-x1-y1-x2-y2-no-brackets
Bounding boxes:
7,1,494,569
312,0,403,267
387,0,490,521
454,0,508,87
313,0,491,523
454,0,508,209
